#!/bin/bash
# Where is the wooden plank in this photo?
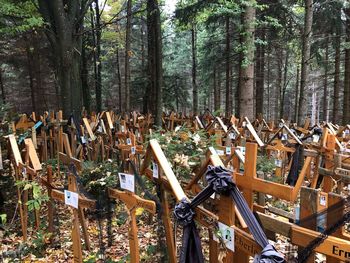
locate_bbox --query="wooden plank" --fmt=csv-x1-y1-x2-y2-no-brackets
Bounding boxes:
292,226,350,261
62,133,72,157
24,138,42,171
149,139,186,201
59,152,82,171
51,189,95,209
9,134,23,166
105,112,114,130
82,118,96,141
245,117,264,147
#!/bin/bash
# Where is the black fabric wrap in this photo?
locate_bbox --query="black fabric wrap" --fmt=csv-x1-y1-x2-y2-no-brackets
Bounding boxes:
253,244,286,263
174,199,204,263
286,145,303,186
174,165,286,263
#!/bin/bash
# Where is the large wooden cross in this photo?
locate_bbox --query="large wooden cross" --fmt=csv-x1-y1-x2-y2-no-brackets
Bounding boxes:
108,188,156,263
141,139,263,262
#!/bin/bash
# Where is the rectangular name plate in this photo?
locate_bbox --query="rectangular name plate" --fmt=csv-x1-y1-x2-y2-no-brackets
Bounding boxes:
64,190,79,209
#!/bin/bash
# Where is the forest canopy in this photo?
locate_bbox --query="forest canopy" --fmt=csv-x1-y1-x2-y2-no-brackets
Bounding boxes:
0,0,349,125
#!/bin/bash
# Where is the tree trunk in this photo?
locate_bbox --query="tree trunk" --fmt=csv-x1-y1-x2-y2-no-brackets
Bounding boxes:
225,17,232,117
323,35,329,122
239,1,256,120
90,5,98,111
280,49,289,119
38,1,85,118
298,0,313,125
275,51,282,121
0,68,5,103
294,66,300,123
26,44,36,113
116,48,122,113
95,0,102,112
333,34,341,123
191,25,198,115
81,40,91,112
343,6,350,124
267,47,271,120
255,28,265,118
147,0,163,127
213,67,219,111
125,0,132,113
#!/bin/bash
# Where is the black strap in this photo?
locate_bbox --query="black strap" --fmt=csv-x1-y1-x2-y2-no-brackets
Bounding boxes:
286,145,303,186
174,165,286,263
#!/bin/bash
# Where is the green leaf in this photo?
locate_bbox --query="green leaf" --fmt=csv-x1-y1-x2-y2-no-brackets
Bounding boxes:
24,183,32,190
0,214,7,224
34,201,40,210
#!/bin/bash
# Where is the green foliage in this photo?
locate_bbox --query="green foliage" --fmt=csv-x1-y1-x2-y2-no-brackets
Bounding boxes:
0,213,7,224
15,180,48,211
30,230,51,257
256,156,275,174
148,127,215,180
0,0,43,35
81,160,120,193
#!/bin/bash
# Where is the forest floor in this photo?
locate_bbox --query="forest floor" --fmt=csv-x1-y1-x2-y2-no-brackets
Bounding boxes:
0,160,328,263
0,161,214,263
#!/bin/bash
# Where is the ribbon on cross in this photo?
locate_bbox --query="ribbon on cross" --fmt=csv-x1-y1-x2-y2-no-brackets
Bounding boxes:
174,165,285,263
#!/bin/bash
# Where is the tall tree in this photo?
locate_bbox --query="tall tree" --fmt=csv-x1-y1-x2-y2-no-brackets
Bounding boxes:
0,68,5,103
147,0,163,126
239,0,256,120
333,33,341,123
124,0,132,113
37,0,91,118
94,0,102,112
343,5,350,124
297,0,313,125
255,27,265,118
191,24,198,115
225,17,232,117
322,35,329,121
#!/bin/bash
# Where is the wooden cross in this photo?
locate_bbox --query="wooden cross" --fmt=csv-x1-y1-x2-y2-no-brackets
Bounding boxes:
46,172,95,263
8,135,42,240
141,139,263,262
186,147,252,262
108,189,156,263
266,139,295,177
225,142,312,205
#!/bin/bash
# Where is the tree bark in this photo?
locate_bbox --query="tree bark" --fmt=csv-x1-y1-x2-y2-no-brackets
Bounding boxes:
323,35,329,122
116,48,122,113
124,0,132,113
239,0,256,120
147,0,163,126
213,67,219,111
95,0,102,112
343,6,350,124
297,0,313,125
333,34,341,123
225,17,232,118
26,44,36,113
38,0,85,118
0,68,5,103
294,66,300,123
275,50,282,121
81,40,91,112
191,25,198,115
255,28,265,118
267,46,271,120
280,49,289,119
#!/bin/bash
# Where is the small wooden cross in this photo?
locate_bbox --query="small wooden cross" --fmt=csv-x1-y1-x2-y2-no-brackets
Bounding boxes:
108,188,156,263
